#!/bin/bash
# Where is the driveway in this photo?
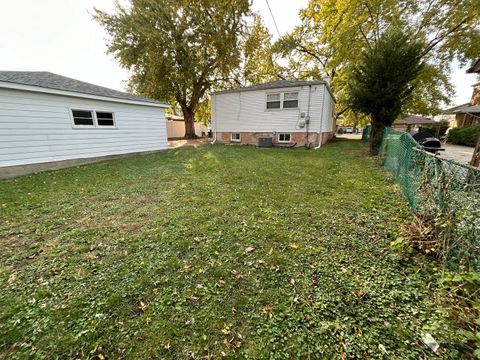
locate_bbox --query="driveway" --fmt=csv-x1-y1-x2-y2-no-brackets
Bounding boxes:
440,143,474,165
336,133,362,140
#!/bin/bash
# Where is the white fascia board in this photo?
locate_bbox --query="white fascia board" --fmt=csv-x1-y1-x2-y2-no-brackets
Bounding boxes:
0,81,170,108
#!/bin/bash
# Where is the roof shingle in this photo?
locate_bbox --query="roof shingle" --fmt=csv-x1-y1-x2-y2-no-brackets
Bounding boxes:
0,71,167,106
212,80,329,95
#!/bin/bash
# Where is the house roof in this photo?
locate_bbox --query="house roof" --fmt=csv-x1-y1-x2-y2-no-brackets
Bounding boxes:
394,115,433,125
444,103,470,114
445,103,480,114
466,58,480,74
212,80,332,96
0,71,168,107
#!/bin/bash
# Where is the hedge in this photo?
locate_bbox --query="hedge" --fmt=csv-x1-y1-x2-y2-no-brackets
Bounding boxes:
447,124,480,146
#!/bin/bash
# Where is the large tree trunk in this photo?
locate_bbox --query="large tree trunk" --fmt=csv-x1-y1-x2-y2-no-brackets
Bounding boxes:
369,122,385,156
183,107,197,139
471,133,480,168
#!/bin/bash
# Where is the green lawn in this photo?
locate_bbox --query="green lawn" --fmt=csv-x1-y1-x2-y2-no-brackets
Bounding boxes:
0,139,452,358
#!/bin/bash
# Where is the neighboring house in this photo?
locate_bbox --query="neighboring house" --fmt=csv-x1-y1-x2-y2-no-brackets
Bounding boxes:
0,71,169,179
210,80,336,147
444,57,480,127
445,101,480,128
466,57,480,74
166,114,208,138
393,115,435,133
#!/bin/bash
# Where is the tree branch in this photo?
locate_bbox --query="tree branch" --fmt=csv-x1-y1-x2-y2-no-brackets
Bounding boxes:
421,16,470,57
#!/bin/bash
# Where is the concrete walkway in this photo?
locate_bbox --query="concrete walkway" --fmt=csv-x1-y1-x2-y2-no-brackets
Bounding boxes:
168,137,212,149
440,143,474,165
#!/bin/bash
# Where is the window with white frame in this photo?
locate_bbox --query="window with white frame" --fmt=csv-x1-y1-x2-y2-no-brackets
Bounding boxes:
72,109,116,128
278,133,291,143
283,92,299,108
72,110,94,126
231,132,241,142
96,111,115,126
266,93,281,109
266,92,299,110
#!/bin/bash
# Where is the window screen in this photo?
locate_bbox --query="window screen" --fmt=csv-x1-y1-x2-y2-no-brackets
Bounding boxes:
72,110,94,126
283,92,299,108
266,93,281,109
96,112,115,126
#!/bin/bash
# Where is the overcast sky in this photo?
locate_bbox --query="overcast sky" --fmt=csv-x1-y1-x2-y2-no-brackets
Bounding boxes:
0,0,476,107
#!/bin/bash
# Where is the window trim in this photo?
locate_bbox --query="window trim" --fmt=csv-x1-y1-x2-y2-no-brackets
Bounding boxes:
265,91,300,111
95,111,116,127
70,108,117,129
282,92,299,109
230,132,241,142
71,109,95,128
266,93,281,110
277,133,292,143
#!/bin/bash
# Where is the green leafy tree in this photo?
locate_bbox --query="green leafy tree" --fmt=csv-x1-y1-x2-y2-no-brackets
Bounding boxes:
94,0,250,138
277,0,480,117
194,15,286,126
349,30,424,154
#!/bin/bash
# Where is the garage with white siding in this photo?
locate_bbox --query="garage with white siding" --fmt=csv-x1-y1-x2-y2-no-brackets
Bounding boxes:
211,80,335,148
0,71,169,178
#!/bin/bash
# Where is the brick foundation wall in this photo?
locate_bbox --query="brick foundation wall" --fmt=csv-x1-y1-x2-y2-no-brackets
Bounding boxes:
215,132,333,147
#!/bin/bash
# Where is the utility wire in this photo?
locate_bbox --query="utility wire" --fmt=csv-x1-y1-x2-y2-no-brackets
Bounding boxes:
265,0,281,38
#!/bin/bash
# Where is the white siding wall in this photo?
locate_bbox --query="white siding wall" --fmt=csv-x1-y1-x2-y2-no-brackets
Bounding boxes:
0,88,167,167
320,89,336,133
211,84,334,134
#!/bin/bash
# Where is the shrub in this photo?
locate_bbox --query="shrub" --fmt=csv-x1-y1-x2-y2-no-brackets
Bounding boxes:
337,127,345,134
447,124,480,146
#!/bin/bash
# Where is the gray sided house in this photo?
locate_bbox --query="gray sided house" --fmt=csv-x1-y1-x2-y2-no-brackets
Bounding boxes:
0,71,169,179
211,80,336,147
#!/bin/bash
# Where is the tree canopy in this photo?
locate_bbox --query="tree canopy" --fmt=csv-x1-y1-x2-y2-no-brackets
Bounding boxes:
348,29,424,153
94,0,250,138
276,0,480,118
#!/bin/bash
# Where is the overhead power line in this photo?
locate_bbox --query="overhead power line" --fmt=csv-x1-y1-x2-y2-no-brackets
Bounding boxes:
265,0,281,38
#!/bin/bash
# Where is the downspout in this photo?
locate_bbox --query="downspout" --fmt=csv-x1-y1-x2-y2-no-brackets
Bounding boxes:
305,85,312,147
211,94,217,144
315,84,327,149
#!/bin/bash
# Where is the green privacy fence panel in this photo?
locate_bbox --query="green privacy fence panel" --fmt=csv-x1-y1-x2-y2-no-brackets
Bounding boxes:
362,125,371,142
378,127,480,271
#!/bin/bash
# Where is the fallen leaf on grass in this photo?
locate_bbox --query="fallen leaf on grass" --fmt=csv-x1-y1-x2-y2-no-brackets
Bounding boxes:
138,301,148,311
245,246,254,253
352,290,365,299
183,263,192,271
289,243,300,249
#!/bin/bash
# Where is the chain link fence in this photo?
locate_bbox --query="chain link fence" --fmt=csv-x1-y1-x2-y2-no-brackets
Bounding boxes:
378,127,480,272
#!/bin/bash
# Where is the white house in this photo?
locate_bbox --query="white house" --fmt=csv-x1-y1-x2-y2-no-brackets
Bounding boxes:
0,71,169,178
211,80,335,147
